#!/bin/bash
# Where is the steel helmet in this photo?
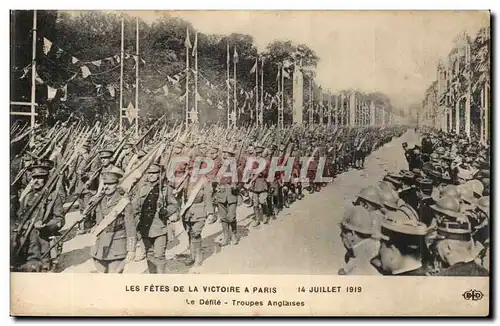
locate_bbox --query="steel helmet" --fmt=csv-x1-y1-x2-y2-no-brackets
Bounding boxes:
341,205,380,235
440,185,459,199
465,179,484,198
431,195,462,219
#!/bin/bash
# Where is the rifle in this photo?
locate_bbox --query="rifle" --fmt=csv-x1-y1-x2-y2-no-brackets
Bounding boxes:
41,192,104,259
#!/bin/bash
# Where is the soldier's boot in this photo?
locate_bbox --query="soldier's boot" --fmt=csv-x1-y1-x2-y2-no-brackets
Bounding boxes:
262,204,271,224
184,243,195,266
48,260,58,273
283,189,290,208
220,222,231,246
192,240,203,267
252,206,262,227
146,259,158,274
230,221,239,245
135,240,146,262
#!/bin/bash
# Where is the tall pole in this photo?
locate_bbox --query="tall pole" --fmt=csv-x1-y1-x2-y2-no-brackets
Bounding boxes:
308,78,313,126
185,28,190,129
233,48,237,128
135,17,139,139
279,63,284,129
260,57,264,127
255,56,258,127
30,10,37,137
226,42,230,128
340,93,344,126
327,93,331,127
194,32,198,126
119,17,124,140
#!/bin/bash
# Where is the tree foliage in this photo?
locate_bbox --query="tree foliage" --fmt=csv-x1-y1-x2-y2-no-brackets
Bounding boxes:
10,10,395,128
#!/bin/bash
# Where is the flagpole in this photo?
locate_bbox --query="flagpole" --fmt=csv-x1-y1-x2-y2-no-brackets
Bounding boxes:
319,89,323,125
30,10,37,139
328,92,332,127
309,77,313,126
255,56,258,127
185,28,190,129
119,17,124,140
226,41,230,128
194,32,198,126
279,63,284,129
135,17,139,139
340,93,344,126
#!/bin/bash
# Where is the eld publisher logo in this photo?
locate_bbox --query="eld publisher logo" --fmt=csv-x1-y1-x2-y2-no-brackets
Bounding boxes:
462,289,484,301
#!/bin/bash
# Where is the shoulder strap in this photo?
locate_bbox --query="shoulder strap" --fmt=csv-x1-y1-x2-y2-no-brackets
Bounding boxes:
179,177,208,218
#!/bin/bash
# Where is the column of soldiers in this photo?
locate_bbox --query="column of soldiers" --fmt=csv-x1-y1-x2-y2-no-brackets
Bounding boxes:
339,128,490,276
11,118,415,274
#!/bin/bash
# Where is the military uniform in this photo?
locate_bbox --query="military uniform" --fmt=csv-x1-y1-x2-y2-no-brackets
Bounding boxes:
248,146,271,227
214,147,240,246
181,176,215,267
134,164,179,273
73,141,99,233
91,172,136,273
13,161,65,272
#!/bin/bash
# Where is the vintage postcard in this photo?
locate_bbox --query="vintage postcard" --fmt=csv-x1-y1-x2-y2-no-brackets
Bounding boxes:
10,10,490,316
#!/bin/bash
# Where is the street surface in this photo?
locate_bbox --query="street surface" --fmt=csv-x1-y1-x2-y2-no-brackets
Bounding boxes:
58,130,417,274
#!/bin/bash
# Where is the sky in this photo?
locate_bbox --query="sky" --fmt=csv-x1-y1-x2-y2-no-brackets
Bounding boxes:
68,10,490,111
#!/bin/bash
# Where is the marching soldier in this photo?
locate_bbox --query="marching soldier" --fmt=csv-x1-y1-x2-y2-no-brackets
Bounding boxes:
338,206,382,275
13,160,65,272
180,173,215,268
89,170,136,273
248,145,271,227
214,147,240,246
74,139,99,234
117,141,135,172
14,159,65,272
134,164,179,274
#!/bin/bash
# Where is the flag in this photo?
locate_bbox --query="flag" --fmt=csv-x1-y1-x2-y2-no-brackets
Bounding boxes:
81,65,91,78
92,60,102,67
250,58,257,74
283,69,290,79
233,48,239,64
47,86,57,100
184,28,192,49
43,38,52,55
192,32,198,57
107,85,115,98
71,56,79,64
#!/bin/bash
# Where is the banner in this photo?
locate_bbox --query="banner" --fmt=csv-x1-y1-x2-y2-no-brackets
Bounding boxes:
292,66,303,125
